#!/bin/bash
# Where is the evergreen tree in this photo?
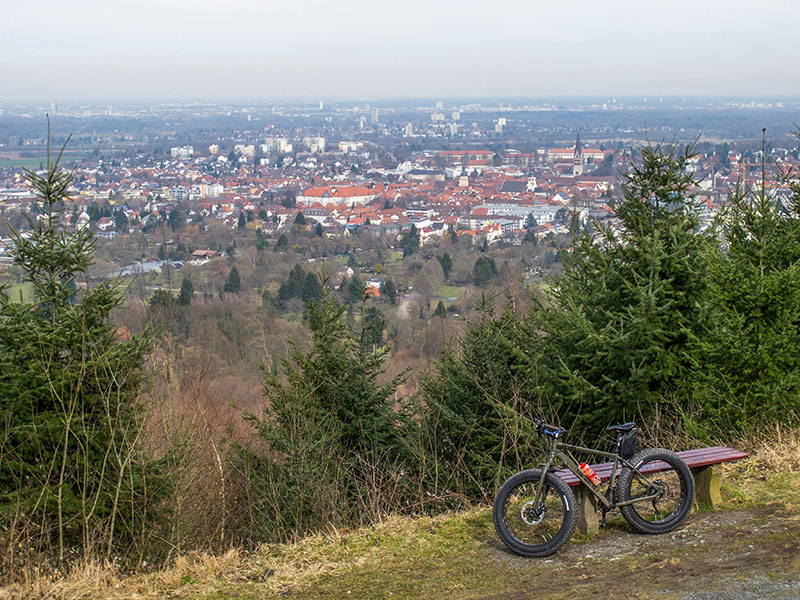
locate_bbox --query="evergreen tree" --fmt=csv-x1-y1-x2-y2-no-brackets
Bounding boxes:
0,135,151,559
472,256,497,286
294,211,306,225
238,288,407,540
177,276,194,306
275,233,288,252
223,266,242,294
436,252,453,280
536,142,708,436
433,300,447,317
168,207,185,231
301,271,323,304
419,308,539,499
348,274,365,303
691,141,800,432
237,211,246,229
362,305,385,347
114,208,129,233
401,224,420,257
380,278,397,305
315,222,324,237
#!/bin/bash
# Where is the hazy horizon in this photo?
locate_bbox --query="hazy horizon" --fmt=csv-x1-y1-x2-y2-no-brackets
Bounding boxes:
3,0,800,102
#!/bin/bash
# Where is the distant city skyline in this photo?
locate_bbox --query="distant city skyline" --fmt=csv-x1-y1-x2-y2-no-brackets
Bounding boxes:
2,0,799,101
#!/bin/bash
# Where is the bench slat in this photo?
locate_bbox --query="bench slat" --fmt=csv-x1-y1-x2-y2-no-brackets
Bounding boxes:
553,446,749,487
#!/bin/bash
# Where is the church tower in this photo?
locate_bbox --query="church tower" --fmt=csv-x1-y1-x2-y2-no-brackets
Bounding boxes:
572,131,583,177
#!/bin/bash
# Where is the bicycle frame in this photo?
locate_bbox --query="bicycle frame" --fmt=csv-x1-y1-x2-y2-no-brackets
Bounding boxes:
535,436,665,510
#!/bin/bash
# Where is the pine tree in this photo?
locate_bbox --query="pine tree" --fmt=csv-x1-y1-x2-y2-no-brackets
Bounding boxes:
238,287,407,540
401,224,420,257
472,256,497,286
223,266,242,294
0,131,151,559
301,271,323,303
380,278,397,305
419,307,539,499
538,142,708,435
691,133,800,432
436,252,453,280
177,275,194,305
348,274,365,303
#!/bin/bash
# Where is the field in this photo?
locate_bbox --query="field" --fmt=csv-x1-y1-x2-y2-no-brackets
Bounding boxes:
4,282,34,303
0,152,91,169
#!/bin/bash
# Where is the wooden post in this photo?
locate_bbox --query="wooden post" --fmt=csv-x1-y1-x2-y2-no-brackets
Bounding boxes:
692,465,721,508
575,485,599,535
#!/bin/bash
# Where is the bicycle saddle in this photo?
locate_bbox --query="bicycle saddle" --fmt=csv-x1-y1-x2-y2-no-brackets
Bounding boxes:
537,422,568,437
606,422,636,433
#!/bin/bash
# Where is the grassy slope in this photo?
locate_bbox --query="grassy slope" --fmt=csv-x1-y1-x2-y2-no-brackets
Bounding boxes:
7,430,800,600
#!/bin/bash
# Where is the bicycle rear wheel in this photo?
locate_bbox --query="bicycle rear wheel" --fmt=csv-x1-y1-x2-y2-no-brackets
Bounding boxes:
619,448,694,534
493,469,577,557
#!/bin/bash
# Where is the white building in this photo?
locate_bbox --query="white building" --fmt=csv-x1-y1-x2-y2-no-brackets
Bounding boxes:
234,144,255,159
170,146,194,159
303,136,326,153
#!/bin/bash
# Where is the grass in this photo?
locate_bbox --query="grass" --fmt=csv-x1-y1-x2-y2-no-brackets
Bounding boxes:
4,425,799,600
3,282,34,303
434,284,461,301
0,153,91,169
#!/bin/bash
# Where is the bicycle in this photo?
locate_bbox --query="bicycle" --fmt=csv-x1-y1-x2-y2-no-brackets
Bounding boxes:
493,418,695,557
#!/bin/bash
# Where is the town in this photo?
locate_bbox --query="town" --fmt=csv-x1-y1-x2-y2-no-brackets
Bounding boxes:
1,98,797,293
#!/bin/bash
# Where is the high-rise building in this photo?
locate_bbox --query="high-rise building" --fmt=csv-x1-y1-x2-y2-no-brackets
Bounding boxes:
370,108,379,124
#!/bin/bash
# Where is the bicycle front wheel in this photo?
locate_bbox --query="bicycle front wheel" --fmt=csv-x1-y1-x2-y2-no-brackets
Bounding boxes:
493,469,577,557
619,448,695,534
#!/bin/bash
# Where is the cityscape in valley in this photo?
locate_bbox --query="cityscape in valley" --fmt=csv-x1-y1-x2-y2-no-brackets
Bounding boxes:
2,97,798,282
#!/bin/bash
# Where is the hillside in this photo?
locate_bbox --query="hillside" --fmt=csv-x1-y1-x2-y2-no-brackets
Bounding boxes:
6,430,799,600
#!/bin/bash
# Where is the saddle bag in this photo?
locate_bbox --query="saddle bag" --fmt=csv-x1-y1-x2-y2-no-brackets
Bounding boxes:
619,429,638,460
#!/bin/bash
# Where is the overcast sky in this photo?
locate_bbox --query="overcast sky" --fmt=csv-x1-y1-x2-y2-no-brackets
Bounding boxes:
2,0,798,101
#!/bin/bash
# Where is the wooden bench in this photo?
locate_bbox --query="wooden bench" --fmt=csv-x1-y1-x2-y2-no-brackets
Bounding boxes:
554,446,750,534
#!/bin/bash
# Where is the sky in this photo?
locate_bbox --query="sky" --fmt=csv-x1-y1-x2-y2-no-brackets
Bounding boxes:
2,0,799,102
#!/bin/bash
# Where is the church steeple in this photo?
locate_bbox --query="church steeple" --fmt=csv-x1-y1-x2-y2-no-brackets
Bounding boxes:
572,131,583,176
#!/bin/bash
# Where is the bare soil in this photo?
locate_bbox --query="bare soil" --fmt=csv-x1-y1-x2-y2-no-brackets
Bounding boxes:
485,506,800,600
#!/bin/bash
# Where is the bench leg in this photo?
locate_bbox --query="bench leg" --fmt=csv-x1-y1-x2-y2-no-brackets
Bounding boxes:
575,485,599,535
692,465,721,508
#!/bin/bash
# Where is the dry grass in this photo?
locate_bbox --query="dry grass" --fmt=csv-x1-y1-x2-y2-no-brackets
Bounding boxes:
0,509,486,600
719,421,800,511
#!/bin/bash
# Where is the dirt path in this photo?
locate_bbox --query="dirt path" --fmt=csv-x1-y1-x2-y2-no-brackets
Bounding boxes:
397,291,421,319
486,506,800,600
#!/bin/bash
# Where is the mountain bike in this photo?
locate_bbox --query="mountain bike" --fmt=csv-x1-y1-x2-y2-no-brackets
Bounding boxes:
493,418,695,557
